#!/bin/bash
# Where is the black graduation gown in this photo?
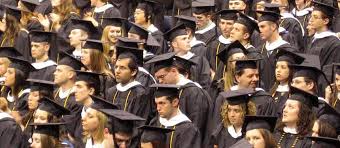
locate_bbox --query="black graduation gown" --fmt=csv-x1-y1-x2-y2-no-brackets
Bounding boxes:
0,115,28,148
56,13,81,51
99,74,116,99
273,92,289,117
15,30,32,61
35,0,52,14
195,24,218,49
29,61,57,81
184,53,211,90
92,5,121,27
274,131,312,148
333,13,340,33
207,36,230,72
149,117,202,148
109,0,129,18
280,14,304,51
190,39,209,61
210,123,243,148
148,28,168,55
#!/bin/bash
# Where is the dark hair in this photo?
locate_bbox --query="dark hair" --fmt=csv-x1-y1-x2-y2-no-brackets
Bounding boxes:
13,69,28,99
164,95,179,103
137,4,153,23
83,80,100,96
270,61,293,96
4,14,20,46
320,12,333,28
258,129,278,148
304,77,318,94
316,119,337,138
235,69,245,77
39,133,62,148
117,52,138,77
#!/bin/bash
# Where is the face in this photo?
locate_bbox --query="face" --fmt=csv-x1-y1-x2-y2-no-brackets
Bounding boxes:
69,29,87,47
28,91,40,110
154,68,177,84
0,58,9,76
336,74,340,91
306,24,316,36
34,109,49,123
275,61,290,82
51,0,62,7
128,32,142,40
90,0,99,6
115,132,132,148
272,0,288,7
219,19,235,38
4,68,15,87
258,21,276,40
107,26,122,43
291,77,311,92
134,9,147,25
155,96,177,119
82,108,100,132
309,11,328,30
236,69,259,89
312,121,319,137
192,13,211,30
246,129,266,148
53,65,73,85
172,35,191,52
227,105,244,126
81,49,91,67
30,133,42,148
31,42,48,59
141,142,153,148
114,58,136,84
74,81,92,103
229,0,247,10
282,99,300,125
230,23,248,42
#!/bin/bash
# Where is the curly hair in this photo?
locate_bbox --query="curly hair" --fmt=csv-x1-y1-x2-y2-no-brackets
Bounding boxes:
220,101,257,128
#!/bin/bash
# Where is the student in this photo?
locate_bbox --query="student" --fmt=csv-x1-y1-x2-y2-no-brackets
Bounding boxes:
139,125,174,148
30,122,65,148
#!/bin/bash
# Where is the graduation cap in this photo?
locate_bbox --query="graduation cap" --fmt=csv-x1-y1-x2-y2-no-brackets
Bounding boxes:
222,89,255,105
4,4,22,21
0,47,22,57
217,40,248,65
27,78,55,92
97,109,145,134
312,0,337,18
174,56,197,71
136,0,157,12
263,3,281,14
192,0,215,14
175,15,197,31
70,19,98,34
139,125,174,143
100,17,126,29
38,97,71,117
215,9,239,20
116,45,144,66
29,31,55,43
236,13,259,34
72,0,90,9
128,22,149,40
288,86,319,108
90,95,118,110
8,57,35,74
83,39,103,52
307,136,340,148
164,23,187,42
75,70,101,86
318,103,340,134
256,11,281,23
21,0,40,12
57,51,84,70
116,37,143,49
30,122,65,138
275,49,305,64
235,59,260,72
242,115,277,133
150,84,181,98
290,64,324,82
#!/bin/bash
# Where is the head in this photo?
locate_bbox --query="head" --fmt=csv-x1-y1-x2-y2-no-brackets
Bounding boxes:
68,29,88,48
220,101,256,128
102,25,123,44
219,18,235,38
258,21,278,41
31,42,50,60
336,73,340,91
53,65,76,86
81,48,108,73
114,131,133,148
309,10,331,31
134,7,151,25
114,53,138,84
255,1,266,19
28,91,41,110
82,108,108,142
34,109,54,123
230,23,251,42
4,68,27,89
51,0,63,7
275,61,291,83
229,0,247,11
90,0,107,6
74,80,95,103
192,12,212,30
155,95,180,120
0,57,10,76
246,128,277,148
128,32,143,41
171,34,191,53
30,133,59,148
312,119,337,138
235,68,259,89
154,67,180,84
291,77,317,94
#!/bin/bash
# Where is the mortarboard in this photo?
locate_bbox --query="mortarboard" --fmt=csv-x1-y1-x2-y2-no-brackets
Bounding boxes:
139,125,174,143
312,0,337,18
290,64,324,82
216,9,239,20
116,45,144,66
116,37,143,49
192,1,215,14
275,48,305,64
288,86,319,108
318,102,340,134
21,0,40,12
27,78,55,92
136,0,157,12
29,31,55,43
100,17,126,29
0,6,5,19
38,97,71,117
150,84,181,98
263,3,281,14
8,57,35,74
256,10,281,23
307,136,340,148
72,0,90,9
75,70,101,86
83,39,104,52
235,59,260,72
57,51,84,70
221,89,255,105
128,22,149,40
90,95,118,110
164,23,187,42
0,47,22,57
30,122,65,138
175,15,197,31
217,40,248,65
70,19,98,35
236,12,259,34
4,4,23,21
242,115,277,133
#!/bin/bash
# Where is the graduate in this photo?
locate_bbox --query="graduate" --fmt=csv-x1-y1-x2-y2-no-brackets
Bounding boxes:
210,89,257,148
0,47,23,84
34,97,70,123
291,0,312,38
29,122,66,148
84,0,121,27
149,84,202,148
228,0,253,15
34,0,52,15
139,125,174,148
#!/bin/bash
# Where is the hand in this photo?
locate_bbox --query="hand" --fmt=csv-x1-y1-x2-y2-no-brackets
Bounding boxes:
37,13,51,31
325,84,335,104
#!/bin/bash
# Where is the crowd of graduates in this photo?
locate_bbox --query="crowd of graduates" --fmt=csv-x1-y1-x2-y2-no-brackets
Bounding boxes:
0,0,339,148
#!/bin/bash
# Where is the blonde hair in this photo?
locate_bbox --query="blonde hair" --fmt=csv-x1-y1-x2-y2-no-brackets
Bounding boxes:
83,109,108,143
88,49,114,77
220,101,256,128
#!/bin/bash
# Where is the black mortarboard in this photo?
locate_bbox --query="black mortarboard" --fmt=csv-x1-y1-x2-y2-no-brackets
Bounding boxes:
139,125,174,143
275,49,305,64
27,79,55,92
30,122,65,138
290,64,324,82
318,102,340,134
72,0,90,9
221,89,255,105
128,22,149,40
136,0,157,12
29,31,55,43
8,57,35,73
217,40,248,65
235,59,260,72
21,0,40,12
242,115,277,133
236,13,259,34
57,51,84,70
175,15,197,31
116,45,144,66
288,86,319,108
75,70,101,86
312,0,337,18
83,39,103,52
263,3,280,14
307,136,340,148
192,0,214,14
5,4,22,21
98,109,145,134
90,95,118,110
70,19,98,34
38,97,71,117
0,47,22,57
116,37,143,49
150,84,181,98
216,9,239,20
100,17,126,29
164,23,187,42
174,56,196,71
256,11,281,23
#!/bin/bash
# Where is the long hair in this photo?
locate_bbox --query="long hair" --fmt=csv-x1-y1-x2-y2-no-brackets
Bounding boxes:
101,26,124,63
40,133,62,148
257,129,278,148
270,61,293,96
220,101,257,128
223,56,236,91
13,69,28,100
316,119,337,138
53,0,79,23
3,14,20,46
88,49,114,78
83,109,108,143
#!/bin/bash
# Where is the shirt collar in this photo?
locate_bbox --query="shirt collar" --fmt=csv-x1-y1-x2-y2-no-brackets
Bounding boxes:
292,7,313,16
147,24,159,33
190,37,205,47
313,31,338,41
32,60,57,70
228,125,243,138
283,126,298,134
159,109,191,127
116,81,141,91
195,21,216,34
176,74,202,88
218,35,231,44
265,37,288,51
276,84,289,92
94,3,113,13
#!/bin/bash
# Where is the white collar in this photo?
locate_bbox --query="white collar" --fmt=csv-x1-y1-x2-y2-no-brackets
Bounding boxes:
94,3,113,13
227,126,243,138
0,77,5,83
138,67,157,83
279,27,287,33
116,81,141,92
39,0,45,2
73,50,82,57
190,37,205,47
283,127,298,134
176,74,202,88
143,50,154,58
230,85,264,92
81,107,87,118
177,51,195,60
291,7,312,16
0,112,12,119
85,137,104,148
58,88,74,99
195,22,216,34
313,31,339,41
7,88,31,102
281,13,305,36
265,37,288,51
159,110,191,127
218,35,231,44
276,84,289,92
147,24,159,33
32,60,57,70
245,44,255,49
